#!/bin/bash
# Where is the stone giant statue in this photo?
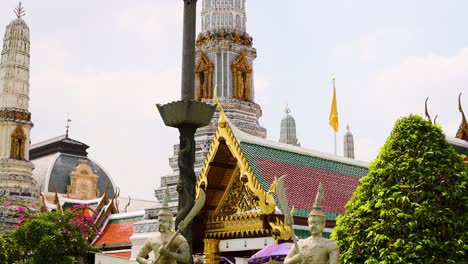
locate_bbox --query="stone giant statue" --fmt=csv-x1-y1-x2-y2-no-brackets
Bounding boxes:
136,192,190,264
283,183,340,264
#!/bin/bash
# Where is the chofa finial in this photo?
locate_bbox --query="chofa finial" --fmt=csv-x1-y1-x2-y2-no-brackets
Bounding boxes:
424,97,438,124
14,2,26,18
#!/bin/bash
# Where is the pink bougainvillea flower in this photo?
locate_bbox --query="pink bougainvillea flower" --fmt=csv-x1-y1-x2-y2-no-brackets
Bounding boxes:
16,215,27,226
3,202,15,207
16,206,26,213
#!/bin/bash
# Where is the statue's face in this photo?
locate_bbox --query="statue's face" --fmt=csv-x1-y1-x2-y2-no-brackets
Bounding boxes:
158,216,172,233
308,216,325,235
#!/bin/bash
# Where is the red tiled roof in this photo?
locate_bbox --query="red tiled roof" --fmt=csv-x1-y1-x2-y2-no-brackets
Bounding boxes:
255,157,360,215
94,221,134,247
108,251,131,259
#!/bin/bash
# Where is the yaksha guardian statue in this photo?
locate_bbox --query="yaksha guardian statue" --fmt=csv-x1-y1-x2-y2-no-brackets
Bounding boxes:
136,193,190,264
284,183,340,264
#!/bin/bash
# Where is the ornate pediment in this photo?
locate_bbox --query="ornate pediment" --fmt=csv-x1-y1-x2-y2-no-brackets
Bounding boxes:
232,50,252,73
67,160,99,200
195,51,213,73
215,170,259,216
196,98,276,215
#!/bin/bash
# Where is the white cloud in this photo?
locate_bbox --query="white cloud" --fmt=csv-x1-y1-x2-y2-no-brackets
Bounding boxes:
112,2,183,42
254,76,271,106
333,30,413,65
347,47,468,162
368,47,468,122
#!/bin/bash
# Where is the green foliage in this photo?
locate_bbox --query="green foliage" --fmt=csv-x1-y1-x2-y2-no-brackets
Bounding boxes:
6,207,98,264
332,115,468,263
0,236,7,263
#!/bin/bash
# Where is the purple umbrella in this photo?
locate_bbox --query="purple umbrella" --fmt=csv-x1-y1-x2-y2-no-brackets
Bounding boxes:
248,243,293,263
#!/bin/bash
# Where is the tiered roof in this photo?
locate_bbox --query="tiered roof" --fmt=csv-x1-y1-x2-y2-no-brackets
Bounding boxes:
229,119,369,220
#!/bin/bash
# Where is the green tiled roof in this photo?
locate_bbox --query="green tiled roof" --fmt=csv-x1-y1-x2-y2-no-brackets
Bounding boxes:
294,229,331,239
108,215,143,224
240,142,367,190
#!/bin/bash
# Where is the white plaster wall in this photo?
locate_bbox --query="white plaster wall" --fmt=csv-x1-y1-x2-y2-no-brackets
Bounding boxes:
95,253,130,264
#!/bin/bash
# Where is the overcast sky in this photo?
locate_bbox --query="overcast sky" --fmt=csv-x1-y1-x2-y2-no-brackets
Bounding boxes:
1,0,467,200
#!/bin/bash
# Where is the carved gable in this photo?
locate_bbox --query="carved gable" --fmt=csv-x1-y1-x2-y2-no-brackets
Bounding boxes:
215,169,259,216
67,159,99,200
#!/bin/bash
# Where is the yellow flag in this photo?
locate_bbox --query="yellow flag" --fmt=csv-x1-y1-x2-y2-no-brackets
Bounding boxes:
329,80,339,132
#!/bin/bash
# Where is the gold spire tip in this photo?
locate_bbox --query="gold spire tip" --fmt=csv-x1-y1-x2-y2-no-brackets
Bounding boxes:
14,2,26,18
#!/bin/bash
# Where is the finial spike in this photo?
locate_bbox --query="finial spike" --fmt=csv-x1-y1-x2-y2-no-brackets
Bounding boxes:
346,123,350,132
313,183,324,210
65,113,71,138
14,2,26,18
425,97,432,123
459,93,464,114
285,103,290,114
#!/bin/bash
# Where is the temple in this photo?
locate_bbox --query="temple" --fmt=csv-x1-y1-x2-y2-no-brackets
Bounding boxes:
0,1,467,263
187,102,368,262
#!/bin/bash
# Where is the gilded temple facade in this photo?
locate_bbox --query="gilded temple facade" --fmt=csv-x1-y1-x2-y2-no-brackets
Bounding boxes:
155,0,266,214
192,102,369,263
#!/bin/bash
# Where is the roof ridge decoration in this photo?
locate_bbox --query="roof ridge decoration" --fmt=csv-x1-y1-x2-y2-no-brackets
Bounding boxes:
424,97,438,125
196,89,276,214
456,93,468,141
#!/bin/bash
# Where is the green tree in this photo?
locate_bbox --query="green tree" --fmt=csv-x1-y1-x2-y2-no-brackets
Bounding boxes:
0,236,7,263
6,206,98,264
332,115,468,263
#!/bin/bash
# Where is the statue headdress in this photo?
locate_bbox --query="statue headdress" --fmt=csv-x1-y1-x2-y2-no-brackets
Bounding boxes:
158,186,173,218
308,183,325,219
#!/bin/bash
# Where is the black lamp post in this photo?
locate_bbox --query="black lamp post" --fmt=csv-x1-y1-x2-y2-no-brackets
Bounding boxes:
156,0,215,261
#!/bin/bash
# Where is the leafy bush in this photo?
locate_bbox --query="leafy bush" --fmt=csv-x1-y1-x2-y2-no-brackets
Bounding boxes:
6,204,98,263
333,115,468,263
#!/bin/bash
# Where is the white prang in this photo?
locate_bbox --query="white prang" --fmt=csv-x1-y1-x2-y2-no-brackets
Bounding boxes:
0,13,38,230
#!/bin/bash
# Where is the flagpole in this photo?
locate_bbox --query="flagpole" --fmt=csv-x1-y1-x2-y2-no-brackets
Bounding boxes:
334,131,337,155
329,75,338,156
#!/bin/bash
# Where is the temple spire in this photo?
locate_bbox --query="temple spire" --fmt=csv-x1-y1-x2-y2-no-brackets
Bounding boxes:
201,0,248,33
343,124,355,159
279,104,300,146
